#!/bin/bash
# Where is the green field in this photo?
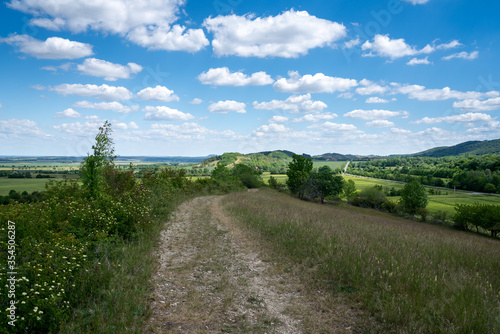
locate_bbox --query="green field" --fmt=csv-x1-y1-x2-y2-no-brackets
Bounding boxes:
312,160,347,170
344,175,500,216
0,174,79,195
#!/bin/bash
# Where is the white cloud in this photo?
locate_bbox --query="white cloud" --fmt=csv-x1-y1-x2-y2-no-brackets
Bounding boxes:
113,121,139,130
391,127,412,134
53,108,81,119
0,34,93,59
253,94,327,114
365,97,393,104
255,123,288,133
292,113,338,122
367,120,395,127
77,58,142,81
41,62,73,72
396,84,499,101
136,86,179,102
442,51,479,61
0,119,50,138
269,116,289,123
273,71,358,93
138,123,237,141
362,34,430,59
72,101,139,113
407,57,431,66
208,100,246,114
356,79,389,95
143,106,194,121
53,120,102,136
203,9,346,58
198,67,274,86
453,97,500,112
127,25,209,52
309,121,358,131
413,113,495,125
51,84,133,101
7,0,209,52
8,0,181,34
344,109,408,120
362,35,459,60
344,38,361,49
190,98,203,104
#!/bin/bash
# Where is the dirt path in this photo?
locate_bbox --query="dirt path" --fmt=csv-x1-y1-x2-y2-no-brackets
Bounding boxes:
146,194,360,333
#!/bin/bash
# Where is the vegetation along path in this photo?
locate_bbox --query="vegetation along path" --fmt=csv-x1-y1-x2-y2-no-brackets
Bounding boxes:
146,192,362,333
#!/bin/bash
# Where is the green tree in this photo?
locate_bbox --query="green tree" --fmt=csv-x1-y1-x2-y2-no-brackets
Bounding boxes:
80,121,116,198
342,179,358,203
400,179,428,215
305,166,344,203
286,154,313,199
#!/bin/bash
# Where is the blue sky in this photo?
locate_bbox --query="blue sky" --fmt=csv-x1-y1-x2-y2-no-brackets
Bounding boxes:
1,0,499,157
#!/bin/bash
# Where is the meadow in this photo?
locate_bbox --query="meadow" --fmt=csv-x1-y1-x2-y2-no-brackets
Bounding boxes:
223,189,500,333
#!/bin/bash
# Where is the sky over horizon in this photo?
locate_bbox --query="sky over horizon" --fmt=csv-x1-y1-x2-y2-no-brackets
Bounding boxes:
1,0,499,157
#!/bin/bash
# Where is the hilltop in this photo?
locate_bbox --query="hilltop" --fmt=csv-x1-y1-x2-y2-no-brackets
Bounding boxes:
406,139,500,157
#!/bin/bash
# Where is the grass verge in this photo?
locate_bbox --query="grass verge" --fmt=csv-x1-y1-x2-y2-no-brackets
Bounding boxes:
222,189,500,333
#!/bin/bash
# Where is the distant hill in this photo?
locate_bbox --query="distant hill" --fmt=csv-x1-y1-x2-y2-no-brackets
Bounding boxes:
312,153,359,161
408,139,500,157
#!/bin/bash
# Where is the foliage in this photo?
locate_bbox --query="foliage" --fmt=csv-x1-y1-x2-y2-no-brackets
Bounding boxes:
351,185,390,210
231,164,263,189
303,166,344,203
342,179,358,203
454,203,500,236
286,154,313,199
80,121,116,198
400,180,428,215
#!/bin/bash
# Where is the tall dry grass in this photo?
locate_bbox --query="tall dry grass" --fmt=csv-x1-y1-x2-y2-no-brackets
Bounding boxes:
223,189,500,333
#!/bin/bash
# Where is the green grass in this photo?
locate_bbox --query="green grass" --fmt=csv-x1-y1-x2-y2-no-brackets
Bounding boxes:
222,189,500,333
0,178,49,195
261,173,287,184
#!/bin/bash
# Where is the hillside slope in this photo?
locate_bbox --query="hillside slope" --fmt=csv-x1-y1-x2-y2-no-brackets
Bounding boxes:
409,139,500,157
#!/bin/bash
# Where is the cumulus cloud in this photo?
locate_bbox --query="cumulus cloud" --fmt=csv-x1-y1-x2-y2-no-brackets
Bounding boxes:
413,113,495,124
138,123,238,141
127,25,209,52
407,57,431,66
198,67,274,86
365,97,394,104
72,101,139,113
442,51,479,61
355,79,389,95
291,113,338,122
362,34,460,60
309,121,358,131
112,121,139,130
190,98,203,104
51,84,133,101
344,109,408,120
208,100,246,114
366,120,395,127
0,119,51,138
143,106,194,121
269,116,289,123
396,84,498,101
53,120,102,136
77,58,142,81
453,97,500,112
344,38,361,49
203,9,346,58
273,71,357,94
137,86,179,102
0,34,93,59
253,94,327,114
7,0,209,52
53,108,81,119
255,123,288,133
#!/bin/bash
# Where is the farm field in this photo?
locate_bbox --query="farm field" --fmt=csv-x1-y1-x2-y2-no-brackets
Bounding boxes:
0,174,79,195
312,160,347,170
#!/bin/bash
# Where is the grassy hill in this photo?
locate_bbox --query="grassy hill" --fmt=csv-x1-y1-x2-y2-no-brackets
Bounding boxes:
197,151,293,173
408,139,500,157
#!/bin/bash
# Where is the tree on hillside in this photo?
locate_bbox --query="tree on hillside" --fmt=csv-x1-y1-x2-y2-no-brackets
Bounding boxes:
342,179,358,203
286,154,313,199
80,121,116,198
305,166,344,203
400,179,428,215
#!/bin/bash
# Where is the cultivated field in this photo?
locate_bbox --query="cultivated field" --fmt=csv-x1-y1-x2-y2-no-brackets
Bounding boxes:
222,189,500,333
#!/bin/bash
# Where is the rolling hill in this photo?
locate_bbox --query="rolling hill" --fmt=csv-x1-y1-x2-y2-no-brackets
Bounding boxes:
408,139,500,157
